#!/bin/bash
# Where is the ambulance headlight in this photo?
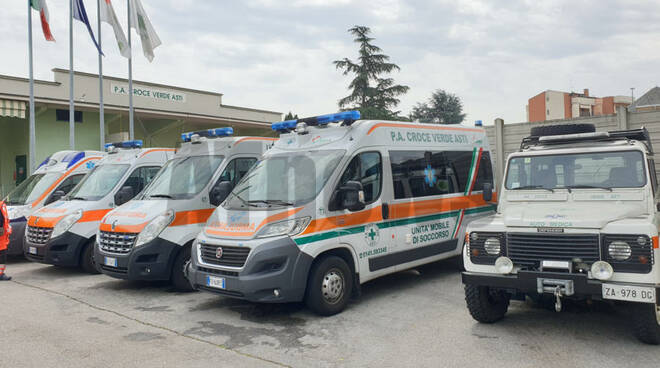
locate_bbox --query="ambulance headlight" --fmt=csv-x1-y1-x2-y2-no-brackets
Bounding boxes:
256,217,311,238
7,205,29,220
494,257,514,274
135,210,175,247
51,210,83,239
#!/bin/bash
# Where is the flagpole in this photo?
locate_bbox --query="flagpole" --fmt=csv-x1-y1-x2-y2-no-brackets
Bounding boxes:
97,0,104,149
28,0,36,174
69,0,75,149
127,0,134,140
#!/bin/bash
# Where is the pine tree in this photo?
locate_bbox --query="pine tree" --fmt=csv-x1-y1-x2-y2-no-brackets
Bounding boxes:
284,111,299,120
334,26,409,120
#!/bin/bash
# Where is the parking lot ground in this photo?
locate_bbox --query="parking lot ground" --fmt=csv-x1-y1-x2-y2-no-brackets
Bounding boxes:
2,257,660,368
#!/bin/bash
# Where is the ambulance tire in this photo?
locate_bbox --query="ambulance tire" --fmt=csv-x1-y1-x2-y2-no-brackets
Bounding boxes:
81,241,101,274
631,303,660,345
464,284,510,323
529,123,595,137
171,246,195,292
305,256,353,316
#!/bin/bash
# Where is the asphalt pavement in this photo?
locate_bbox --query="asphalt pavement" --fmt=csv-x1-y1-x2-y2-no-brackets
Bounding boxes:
1,257,659,367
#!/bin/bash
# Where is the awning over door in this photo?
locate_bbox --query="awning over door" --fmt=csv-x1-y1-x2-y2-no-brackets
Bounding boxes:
0,99,26,119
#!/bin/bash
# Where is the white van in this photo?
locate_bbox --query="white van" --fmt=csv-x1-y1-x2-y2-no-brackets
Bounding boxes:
186,111,496,315
462,124,660,344
95,128,275,290
4,150,104,256
24,141,173,273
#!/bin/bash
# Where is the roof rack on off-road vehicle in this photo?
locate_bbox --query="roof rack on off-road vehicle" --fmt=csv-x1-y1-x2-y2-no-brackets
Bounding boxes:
520,126,653,154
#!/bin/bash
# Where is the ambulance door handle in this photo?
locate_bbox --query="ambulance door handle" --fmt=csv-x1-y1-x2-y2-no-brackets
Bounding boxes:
382,203,389,220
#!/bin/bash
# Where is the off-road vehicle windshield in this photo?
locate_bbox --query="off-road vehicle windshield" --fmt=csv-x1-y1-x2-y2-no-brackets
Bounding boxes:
505,150,646,190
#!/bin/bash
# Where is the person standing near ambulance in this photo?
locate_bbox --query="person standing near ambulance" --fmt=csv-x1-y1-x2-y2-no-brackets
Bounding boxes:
1,201,12,281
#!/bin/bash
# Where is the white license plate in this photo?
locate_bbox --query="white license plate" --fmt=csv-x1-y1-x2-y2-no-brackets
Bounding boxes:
28,247,37,255
602,284,656,303
206,276,225,289
104,257,117,267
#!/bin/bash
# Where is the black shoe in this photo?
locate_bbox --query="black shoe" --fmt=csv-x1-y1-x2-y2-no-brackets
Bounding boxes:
0,274,11,281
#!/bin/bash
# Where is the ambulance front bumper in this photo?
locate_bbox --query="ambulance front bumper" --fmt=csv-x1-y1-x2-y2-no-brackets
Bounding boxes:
187,236,313,303
24,231,88,267
95,237,179,281
7,218,27,256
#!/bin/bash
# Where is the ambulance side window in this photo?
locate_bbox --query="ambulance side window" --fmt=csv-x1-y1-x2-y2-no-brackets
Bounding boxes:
45,174,85,205
217,158,257,187
123,166,161,198
336,152,382,204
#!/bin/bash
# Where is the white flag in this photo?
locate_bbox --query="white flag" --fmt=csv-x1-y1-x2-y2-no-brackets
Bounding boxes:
129,0,162,62
100,0,130,58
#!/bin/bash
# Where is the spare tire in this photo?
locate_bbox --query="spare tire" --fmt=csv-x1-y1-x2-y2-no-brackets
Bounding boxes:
530,123,595,137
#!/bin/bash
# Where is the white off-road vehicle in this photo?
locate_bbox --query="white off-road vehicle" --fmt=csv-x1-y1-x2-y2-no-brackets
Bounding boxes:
462,124,660,344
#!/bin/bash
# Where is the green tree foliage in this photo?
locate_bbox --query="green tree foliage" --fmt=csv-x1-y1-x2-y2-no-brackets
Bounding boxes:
410,89,466,124
334,26,409,120
284,111,299,120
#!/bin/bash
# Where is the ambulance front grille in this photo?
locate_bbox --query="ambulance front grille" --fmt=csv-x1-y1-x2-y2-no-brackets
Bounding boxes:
26,226,53,245
99,231,138,254
200,244,251,268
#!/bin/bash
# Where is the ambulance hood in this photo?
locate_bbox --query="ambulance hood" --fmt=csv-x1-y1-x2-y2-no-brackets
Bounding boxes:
30,199,102,226
503,196,648,229
102,200,170,228
203,205,305,240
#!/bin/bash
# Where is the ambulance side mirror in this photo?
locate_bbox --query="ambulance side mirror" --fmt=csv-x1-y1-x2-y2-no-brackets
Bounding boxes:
46,190,66,205
114,186,134,206
656,202,660,212
483,182,493,202
211,181,233,207
339,181,366,212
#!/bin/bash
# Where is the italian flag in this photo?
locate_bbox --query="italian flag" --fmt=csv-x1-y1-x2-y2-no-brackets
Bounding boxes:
31,0,55,42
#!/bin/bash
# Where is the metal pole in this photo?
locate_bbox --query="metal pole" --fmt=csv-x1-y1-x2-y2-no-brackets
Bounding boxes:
28,0,36,174
69,0,75,149
127,0,134,140
630,87,635,112
97,0,104,149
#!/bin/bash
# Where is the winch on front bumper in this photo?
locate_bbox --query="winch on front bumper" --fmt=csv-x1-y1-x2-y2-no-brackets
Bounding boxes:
462,270,660,311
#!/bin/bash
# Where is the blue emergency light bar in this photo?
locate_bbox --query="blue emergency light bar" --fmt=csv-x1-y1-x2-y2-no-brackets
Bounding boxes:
104,140,143,150
37,155,51,169
181,127,234,142
271,110,361,132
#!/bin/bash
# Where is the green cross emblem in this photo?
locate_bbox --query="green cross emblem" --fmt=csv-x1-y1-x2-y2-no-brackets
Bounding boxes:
368,228,377,241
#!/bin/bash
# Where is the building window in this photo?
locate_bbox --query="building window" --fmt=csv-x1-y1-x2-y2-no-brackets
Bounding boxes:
56,109,83,123
579,108,591,117
547,109,550,115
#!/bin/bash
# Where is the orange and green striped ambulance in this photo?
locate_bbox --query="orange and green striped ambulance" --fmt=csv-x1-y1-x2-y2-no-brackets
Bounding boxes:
187,111,496,315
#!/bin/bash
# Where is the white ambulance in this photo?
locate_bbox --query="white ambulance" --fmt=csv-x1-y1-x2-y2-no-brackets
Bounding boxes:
187,111,496,315
462,124,660,344
24,141,173,273
4,150,104,256
95,128,275,290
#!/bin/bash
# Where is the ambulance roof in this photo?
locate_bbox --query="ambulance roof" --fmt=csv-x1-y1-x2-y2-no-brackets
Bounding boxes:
269,119,489,155
97,147,174,166
175,136,276,157
34,150,105,175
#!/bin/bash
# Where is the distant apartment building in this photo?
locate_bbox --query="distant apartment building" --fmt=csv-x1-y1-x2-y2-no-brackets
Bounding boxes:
631,87,660,112
526,89,632,123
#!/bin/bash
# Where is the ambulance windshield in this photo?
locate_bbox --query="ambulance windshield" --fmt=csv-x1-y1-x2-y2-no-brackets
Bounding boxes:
6,173,61,205
226,150,345,208
143,155,225,200
67,164,130,201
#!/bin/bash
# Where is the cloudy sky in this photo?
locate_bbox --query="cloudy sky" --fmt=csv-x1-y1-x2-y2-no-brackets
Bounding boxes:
3,0,660,124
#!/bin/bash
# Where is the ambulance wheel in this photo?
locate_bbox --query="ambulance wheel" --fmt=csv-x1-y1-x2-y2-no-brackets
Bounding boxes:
631,303,660,345
464,284,510,323
305,256,353,316
171,246,195,292
81,241,101,274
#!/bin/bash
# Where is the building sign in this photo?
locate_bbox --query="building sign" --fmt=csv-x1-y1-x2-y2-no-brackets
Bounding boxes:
111,83,186,103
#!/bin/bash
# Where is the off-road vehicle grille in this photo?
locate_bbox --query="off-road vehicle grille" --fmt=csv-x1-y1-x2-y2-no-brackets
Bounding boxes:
507,233,600,268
